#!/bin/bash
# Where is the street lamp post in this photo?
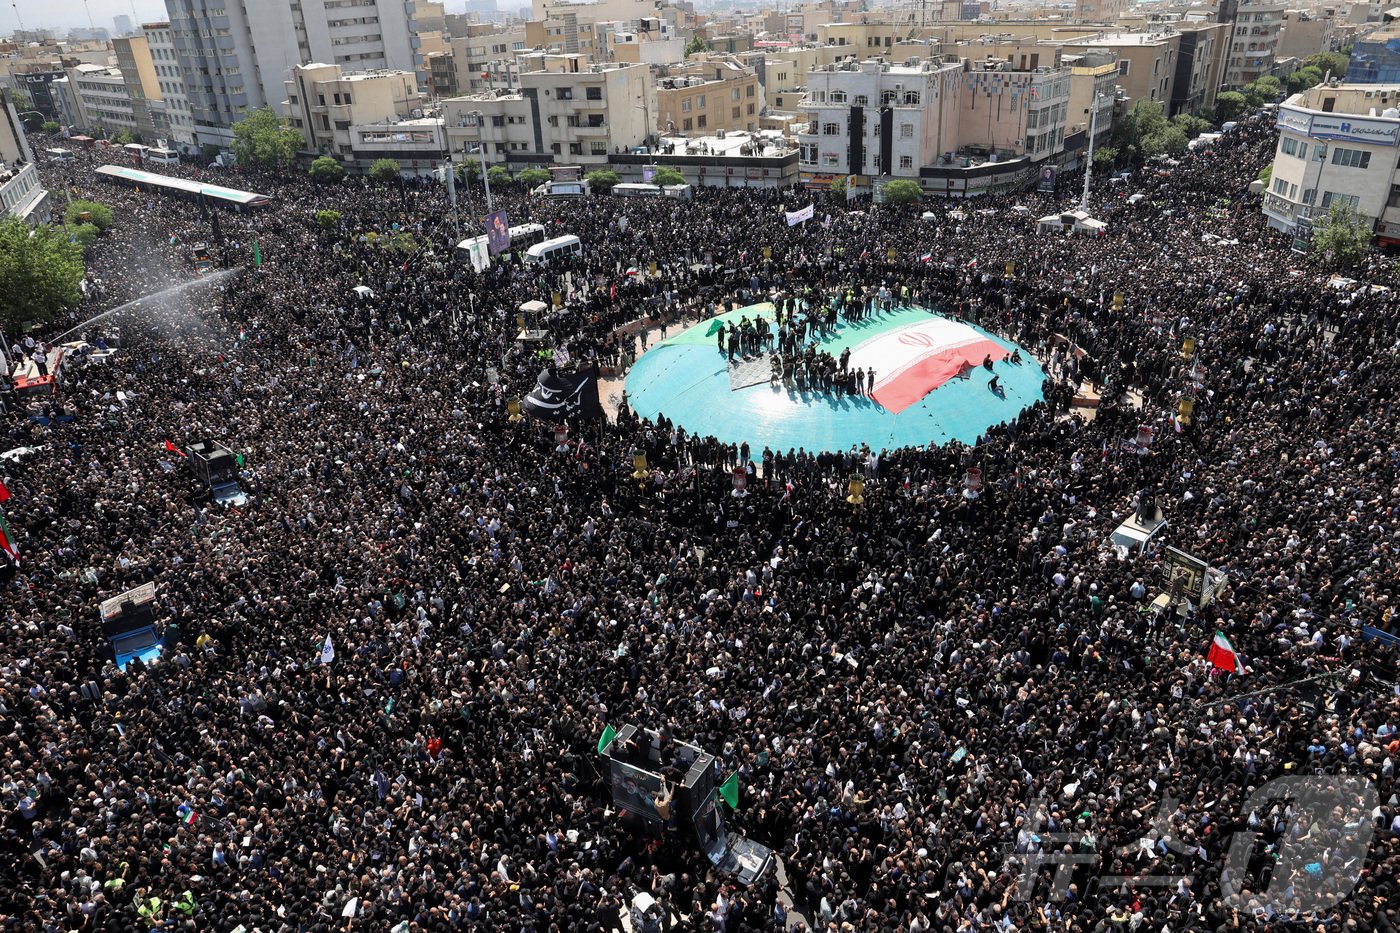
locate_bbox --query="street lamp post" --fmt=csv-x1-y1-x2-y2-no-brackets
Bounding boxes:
472,110,493,213
1080,92,1106,212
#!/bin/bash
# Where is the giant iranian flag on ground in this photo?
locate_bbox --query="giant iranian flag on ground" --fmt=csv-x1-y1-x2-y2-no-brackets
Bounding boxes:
846,316,1009,414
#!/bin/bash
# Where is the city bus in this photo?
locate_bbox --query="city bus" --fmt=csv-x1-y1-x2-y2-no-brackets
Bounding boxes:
613,183,664,197
454,223,549,267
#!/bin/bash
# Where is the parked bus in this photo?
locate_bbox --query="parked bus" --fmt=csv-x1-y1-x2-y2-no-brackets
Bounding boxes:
613,183,664,197
44,147,75,162
524,235,583,265
123,143,151,163
146,147,180,165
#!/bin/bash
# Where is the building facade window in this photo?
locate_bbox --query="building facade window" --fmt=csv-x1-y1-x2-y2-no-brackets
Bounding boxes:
1330,147,1370,169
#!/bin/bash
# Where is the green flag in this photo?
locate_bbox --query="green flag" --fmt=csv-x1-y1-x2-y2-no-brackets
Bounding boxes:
235,452,245,468
252,239,262,267
596,723,617,755
718,771,740,809
705,319,725,337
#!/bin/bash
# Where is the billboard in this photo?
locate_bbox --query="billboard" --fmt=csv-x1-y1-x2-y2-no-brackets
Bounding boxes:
485,210,510,255
1037,164,1057,193
1277,105,1400,147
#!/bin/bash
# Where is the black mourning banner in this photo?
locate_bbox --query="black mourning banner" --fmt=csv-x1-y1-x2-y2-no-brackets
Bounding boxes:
522,367,603,421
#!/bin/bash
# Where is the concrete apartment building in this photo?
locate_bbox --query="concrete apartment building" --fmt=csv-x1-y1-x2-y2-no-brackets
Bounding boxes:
1065,51,1118,143
449,26,526,95
1221,0,1286,88
68,63,138,137
442,56,654,167
1262,83,1400,244
656,56,764,135
597,17,686,65
142,22,196,148
797,57,964,187
163,0,421,146
1277,9,1336,61
1060,31,1179,108
284,64,430,164
0,90,50,223
112,35,169,142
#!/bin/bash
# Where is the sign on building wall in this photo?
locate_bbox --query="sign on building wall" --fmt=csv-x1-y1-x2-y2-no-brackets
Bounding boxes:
1278,105,1400,147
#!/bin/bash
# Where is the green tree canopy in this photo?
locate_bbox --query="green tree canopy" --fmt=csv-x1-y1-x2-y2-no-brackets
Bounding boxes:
1310,202,1372,270
585,169,621,191
881,179,922,204
486,165,512,189
1303,51,1348,79
684,36,710,57
41,121,60,134
1092,145,1118,170
1215,91,1247,123
651,166,686,186
0,217,85,331
456,159,481,184
828,175,848,201
1141,124,1188,159
516,167,551,188
1286,65,1324,94
230,108,304,169
315,209,342,229
1172,112,1213,137
65,200,114,231
308,156,346,183
369,159,401,184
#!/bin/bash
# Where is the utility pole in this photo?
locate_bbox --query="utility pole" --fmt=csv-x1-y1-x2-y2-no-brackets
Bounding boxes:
473,110,493,213
1080,92,1103,212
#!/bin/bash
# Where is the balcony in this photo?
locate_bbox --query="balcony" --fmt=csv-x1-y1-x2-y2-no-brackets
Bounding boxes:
0,163,50,224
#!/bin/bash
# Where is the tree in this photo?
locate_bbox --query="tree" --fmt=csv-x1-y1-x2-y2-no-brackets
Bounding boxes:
651,166,686,186
516,167,551,188
369,158,401,185
1092,145,1118,170
111,129,136,146
1141,125,1188,159
1303,51,1348,80
68,223,100,251
315,209,342,230
1257,163,1272,185
487,165,512,189
684,36,710,57
881,179,922,205
1215,91,1247,123
41,121,60,134
1172,112,1213,137
0,217,85,331
456,159,480,184
1286,65,1324,95
585,169,621,192
65,200,114,231
308,156,346,184
1310,202,1372,270
828,176,848,201
230,107,304,169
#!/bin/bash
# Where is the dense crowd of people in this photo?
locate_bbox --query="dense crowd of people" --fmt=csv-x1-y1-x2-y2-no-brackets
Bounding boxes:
2,120,1399,933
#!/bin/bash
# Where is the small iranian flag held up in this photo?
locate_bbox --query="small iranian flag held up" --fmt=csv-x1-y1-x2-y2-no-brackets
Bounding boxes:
1206,631,1245,674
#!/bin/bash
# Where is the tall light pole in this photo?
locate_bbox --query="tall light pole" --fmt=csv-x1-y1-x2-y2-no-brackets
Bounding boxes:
472,109,493,212
1080,91,1105,212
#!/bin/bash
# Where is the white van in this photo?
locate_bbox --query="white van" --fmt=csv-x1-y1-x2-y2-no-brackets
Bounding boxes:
524,235,582,265
146,147,179,165
45,147,75,162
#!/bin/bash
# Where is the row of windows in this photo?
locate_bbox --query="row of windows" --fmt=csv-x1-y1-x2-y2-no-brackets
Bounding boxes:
331,33,382,46
328,16,378,27
810,89,923,107
1281,137,1375,170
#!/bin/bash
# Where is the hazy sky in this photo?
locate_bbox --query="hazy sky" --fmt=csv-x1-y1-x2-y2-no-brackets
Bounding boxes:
8,0,173,34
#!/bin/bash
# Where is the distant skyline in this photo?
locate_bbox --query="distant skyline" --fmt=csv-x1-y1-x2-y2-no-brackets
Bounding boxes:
6,0,171,34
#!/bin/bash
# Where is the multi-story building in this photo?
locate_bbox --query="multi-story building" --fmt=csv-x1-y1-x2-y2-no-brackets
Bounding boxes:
442,57,655,168
1347,24,1400,83
597,17,686,65
283,64,424,156
0,90,50,223
114,15,135,37
163,0,421,147
656,56,764,136
1060,31,1181,109
797,57,963,188
1065,51,1118,144
1075,0,1128,24
1172,22,1228,115
1222,0,1286,88
4,64,68,122
69,64,138,137
449,26,526,96
142,22,196,149
958,54,1073,164
1262,83,1400,243
112,35,167,142
1277,9,1336,61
